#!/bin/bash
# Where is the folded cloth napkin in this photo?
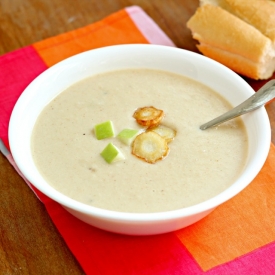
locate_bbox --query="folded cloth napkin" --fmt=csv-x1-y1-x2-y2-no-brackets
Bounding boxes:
1,6,275,275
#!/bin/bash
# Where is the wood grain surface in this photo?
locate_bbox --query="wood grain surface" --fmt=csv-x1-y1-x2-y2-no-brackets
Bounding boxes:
0,0,274,274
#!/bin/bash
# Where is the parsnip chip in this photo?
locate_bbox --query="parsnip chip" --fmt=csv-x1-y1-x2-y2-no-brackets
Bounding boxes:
133,106,164,127
132,132,169,164
150,125,176,143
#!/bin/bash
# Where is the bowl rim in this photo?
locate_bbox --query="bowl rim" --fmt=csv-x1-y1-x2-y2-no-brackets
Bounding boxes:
8,44,271,222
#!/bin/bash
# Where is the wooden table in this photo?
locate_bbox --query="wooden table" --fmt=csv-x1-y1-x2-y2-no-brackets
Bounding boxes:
0,1,274,273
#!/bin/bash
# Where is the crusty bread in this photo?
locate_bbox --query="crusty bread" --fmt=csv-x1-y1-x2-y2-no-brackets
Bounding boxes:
187,1,275,79
201,0,275,43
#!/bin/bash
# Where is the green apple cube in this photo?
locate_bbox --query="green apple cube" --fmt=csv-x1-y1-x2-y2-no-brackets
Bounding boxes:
94,120,115,140
117,129,140,145
100,143,125,164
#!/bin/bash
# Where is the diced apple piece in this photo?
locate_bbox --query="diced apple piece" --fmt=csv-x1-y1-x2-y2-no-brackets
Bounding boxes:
100,143,125,164
117,129,140,145
94,120,115,140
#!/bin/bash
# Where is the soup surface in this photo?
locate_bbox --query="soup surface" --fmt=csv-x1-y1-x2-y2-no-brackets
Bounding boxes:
31,69,248,213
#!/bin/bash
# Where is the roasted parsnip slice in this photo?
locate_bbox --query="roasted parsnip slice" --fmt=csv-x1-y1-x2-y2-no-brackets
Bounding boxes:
149,125,176,143
132,132,169,164
133,106,164,127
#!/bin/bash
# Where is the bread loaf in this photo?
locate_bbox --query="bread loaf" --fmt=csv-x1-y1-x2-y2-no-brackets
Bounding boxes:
201,0,275,43
187,0,275,79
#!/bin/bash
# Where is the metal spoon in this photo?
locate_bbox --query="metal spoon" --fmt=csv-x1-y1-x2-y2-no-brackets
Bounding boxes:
200,79,275,130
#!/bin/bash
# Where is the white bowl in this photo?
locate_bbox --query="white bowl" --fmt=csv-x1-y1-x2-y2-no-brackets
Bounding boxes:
9,45,271,235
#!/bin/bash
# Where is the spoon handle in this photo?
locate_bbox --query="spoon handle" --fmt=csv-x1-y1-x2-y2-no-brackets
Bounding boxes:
200,79,275,130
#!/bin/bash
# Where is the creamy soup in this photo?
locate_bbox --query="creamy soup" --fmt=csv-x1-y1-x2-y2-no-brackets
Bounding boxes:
31,69,248,213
